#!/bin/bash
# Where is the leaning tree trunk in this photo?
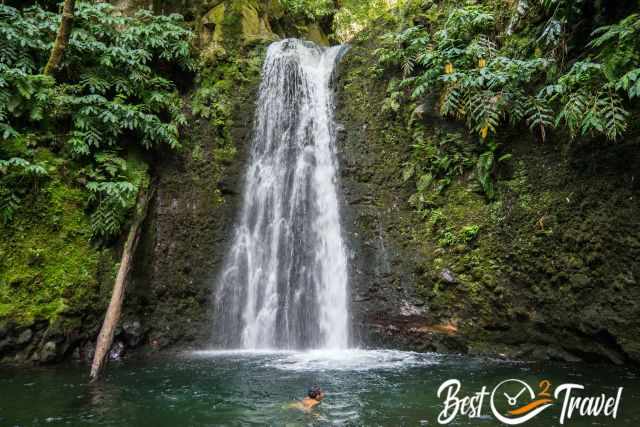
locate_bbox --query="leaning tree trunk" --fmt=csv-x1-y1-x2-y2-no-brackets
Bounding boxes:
89,185,151,382
43,0,76,76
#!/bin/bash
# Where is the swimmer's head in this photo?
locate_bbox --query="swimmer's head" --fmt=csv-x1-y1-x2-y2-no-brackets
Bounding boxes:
308,386,324,400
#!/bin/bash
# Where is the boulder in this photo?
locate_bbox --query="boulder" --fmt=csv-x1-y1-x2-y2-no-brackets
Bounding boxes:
240,0,279,44
122,319,144,347
304,23,330,46
200,2,226,58
40,341,58,364
0,337,13,354
16,329,33,346
108,341,125,361
0,322,8,339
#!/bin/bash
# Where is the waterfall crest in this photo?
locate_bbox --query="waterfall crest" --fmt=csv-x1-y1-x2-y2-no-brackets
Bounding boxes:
214,39,349,350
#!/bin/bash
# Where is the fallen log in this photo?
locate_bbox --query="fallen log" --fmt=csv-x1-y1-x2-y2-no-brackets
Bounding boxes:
89,184,151,382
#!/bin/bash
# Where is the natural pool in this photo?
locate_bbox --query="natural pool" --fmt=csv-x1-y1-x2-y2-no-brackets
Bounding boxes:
1,350,638,426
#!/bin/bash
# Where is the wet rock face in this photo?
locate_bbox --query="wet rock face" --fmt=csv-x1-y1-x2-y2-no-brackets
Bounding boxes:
334,44,437,350
0,321,76,364
127,65,263,351
198,0,281,61
334,29,640,364
127,116,252,350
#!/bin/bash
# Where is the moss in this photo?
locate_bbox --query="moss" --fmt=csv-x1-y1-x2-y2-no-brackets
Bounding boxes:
198,0,278,55
304,23,330,46
239,0,278,43
336,9,640,363
199,3,227,59
0,160,109,326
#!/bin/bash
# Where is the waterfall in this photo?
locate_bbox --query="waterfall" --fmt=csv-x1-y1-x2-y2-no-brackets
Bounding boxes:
214,39,350,350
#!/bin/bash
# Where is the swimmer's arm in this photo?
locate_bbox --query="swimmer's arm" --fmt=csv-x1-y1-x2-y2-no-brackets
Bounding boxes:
287,401,305,410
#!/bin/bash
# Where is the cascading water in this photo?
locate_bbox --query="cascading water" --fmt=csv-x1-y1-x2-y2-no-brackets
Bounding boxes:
214,39,350,350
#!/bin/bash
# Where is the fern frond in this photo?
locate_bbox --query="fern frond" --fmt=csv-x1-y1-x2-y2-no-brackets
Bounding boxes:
402,55,415,77
469,91,500,137
597,90,628,140
616,68,640,98
440,84,464,118
506,89,527,125
526,96,554,142
556,89,590,138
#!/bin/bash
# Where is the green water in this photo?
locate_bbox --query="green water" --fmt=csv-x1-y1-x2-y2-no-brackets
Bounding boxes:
0,350,638,426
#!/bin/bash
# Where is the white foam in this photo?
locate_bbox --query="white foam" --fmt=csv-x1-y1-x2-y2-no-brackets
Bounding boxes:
189,349,440,371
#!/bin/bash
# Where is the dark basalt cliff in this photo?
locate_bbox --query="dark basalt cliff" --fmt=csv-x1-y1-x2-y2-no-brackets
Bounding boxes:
125,94,257,351
336,33,640,365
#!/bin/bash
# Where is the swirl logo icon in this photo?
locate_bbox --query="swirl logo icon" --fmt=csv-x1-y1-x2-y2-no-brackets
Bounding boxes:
490,379,554,425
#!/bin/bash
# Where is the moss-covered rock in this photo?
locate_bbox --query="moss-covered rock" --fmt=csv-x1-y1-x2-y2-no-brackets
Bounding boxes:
304,23,330,46
239,0,278,43
198,0,279,60
335,20,640,365
199,3,226,58
0,151,119,364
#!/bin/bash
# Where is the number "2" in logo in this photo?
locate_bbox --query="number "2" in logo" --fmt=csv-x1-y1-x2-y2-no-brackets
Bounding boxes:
538,380,552,398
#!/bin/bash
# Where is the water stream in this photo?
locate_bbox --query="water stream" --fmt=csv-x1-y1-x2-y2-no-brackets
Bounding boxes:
214,39,350,350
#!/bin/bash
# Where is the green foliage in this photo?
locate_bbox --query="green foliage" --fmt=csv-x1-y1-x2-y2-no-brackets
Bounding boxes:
525,96,554,142
1,3,194,149
460,224,480,242
403,129,475,211
546,61,631,141
80,152,146,239
0,187,20,224
334,0,411,42
377,6,554,142
426,208,481,248
377,3,640,146
589,12,639,81
279,0,335,21
87,181,137,239
0,153,49,224
374,2,640,207
0,2,195,238
476,150,495,200
540,13,640,141
192,44,265,146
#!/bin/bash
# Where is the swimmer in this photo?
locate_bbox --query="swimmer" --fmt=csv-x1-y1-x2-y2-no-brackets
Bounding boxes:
288,386,325,412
